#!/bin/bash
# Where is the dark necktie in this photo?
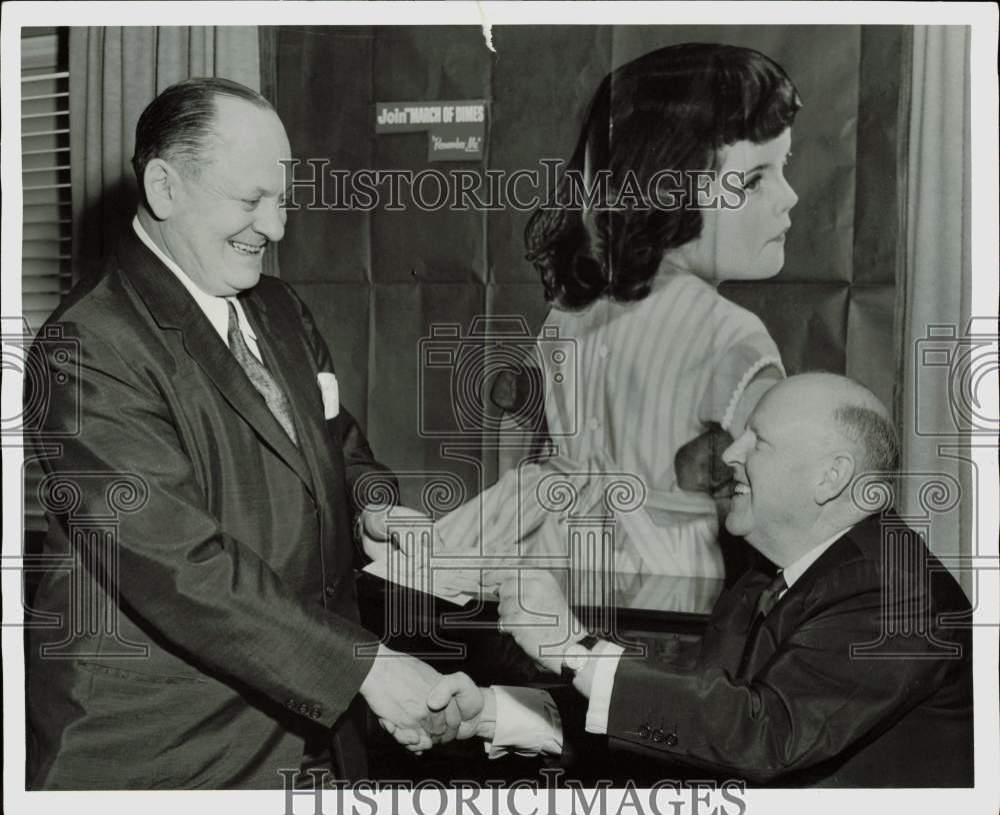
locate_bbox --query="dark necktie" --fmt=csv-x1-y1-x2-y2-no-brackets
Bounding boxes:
754,570,788,619
226,300,299,445
737,570,787,676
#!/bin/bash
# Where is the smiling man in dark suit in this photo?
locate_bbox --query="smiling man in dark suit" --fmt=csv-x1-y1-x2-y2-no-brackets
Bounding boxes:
26,77,452,789
428,373,974,787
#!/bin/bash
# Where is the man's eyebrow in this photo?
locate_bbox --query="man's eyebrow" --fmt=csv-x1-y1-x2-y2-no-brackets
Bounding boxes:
240,185,285,198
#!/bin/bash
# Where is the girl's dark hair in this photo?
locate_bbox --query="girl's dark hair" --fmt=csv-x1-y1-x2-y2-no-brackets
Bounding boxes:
526,43,802,310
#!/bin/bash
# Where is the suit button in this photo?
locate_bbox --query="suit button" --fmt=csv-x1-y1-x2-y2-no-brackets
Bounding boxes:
638,724,651,739
652,728,666,743
325,585,336,598
665,732,678,747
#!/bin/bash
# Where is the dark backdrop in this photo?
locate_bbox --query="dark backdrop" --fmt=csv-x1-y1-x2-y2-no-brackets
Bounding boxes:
272,25,907,510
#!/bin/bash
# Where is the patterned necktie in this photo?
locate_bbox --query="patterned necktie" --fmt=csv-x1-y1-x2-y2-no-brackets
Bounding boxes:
226,300,299,445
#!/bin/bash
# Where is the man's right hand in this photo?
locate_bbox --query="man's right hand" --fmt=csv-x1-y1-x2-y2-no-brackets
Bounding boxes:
359,644,458,752
426,672,496,746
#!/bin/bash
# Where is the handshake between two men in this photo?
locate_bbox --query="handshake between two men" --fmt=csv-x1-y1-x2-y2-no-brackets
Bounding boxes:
359,570,577,757
351,422,732,759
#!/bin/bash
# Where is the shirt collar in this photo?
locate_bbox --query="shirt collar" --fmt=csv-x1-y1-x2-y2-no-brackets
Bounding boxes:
782,526,854,590
131,216,257,343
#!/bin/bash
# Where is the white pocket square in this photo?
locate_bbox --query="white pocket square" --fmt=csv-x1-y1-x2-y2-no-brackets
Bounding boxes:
317,372,340,419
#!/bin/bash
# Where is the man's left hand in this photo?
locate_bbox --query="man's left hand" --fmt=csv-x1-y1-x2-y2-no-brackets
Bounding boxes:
360,504,433,561
486,570,583,674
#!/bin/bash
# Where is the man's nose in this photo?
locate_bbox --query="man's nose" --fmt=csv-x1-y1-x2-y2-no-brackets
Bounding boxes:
722,431,750,468
254,200,286,243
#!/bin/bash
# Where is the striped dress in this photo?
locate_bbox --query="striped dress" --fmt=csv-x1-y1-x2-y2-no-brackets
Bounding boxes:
434,270,783,585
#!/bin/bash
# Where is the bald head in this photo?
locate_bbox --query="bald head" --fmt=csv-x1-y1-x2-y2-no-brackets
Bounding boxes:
770,372,884,416
774,373,898,477
722,373,898,563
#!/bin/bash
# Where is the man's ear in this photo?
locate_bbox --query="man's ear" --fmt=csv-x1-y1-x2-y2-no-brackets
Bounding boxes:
143,158,177,220
815,451,856,505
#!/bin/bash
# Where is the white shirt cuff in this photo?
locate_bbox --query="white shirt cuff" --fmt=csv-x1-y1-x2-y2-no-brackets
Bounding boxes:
584,639,624,735
483,685,563,758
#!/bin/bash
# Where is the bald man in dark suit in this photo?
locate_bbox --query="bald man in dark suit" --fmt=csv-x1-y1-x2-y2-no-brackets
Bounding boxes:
430,374,974,788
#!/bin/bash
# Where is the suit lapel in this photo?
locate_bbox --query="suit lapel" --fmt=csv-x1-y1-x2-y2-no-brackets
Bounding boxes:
730,571,773,675
737,573,769,631
740,532,866,676
192,312,316,496
700,570,769,671
117,229,316,494
241,288,336,501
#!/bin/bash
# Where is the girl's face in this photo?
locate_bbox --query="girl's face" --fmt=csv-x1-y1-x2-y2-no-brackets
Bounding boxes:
667,128,797,282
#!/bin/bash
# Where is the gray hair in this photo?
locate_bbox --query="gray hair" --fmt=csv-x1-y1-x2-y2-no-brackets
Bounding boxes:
834,403,900,476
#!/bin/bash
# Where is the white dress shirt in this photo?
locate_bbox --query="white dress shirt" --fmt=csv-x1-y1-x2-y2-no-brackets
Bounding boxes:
485,686,564,758
132,216,263,362
488,526,855,755
778,528,851,596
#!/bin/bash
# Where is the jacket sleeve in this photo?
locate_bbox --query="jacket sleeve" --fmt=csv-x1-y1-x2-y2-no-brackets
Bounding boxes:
605,568,968,782
33,322,374,730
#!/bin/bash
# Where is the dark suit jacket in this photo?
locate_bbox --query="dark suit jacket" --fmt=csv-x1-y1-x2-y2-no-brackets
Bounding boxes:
596,512,973,787
26,226,396,789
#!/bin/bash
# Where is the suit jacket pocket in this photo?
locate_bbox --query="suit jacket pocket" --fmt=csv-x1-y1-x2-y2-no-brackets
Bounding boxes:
75,659,209,687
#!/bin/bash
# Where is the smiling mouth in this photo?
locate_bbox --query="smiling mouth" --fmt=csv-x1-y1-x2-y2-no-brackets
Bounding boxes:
712,480,736,500
229,239,266,256
733,482,751,497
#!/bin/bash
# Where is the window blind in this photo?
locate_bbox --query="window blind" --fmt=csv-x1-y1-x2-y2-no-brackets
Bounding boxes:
22,27,71,532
